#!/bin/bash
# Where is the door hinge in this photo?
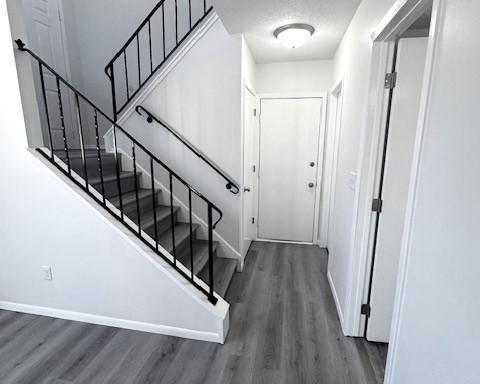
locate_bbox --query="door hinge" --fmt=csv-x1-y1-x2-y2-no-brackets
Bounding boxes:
253,108,257,117
384,72,397,89
361,304,371,317
251,217,255,224
372,198,383,213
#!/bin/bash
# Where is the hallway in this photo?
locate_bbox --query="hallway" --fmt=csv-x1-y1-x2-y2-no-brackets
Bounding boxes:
0,243,386,384
0,243,386,383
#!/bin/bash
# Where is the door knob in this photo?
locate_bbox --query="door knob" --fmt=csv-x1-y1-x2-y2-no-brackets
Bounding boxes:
309,162,315,167
308,182,315,188
244,187,251,192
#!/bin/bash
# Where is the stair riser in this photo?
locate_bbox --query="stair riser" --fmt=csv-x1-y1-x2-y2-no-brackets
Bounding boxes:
170,226,198,256
93,176,139,198
144,209,179,240
121,192,160,219
70,156,119,178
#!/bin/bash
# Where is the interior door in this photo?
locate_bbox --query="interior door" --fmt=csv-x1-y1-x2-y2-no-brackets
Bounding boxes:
258,97,323,242
23,0,76,148
367,38,428,342
242,87,258,252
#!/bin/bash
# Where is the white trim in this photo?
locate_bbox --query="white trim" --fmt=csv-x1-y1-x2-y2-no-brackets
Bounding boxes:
327,271,345,328
318,79,344,248
239,82,259,265
103,11,219,142
0,301,223,343
385,0,444,382
256,238,314,246
255,92,327,245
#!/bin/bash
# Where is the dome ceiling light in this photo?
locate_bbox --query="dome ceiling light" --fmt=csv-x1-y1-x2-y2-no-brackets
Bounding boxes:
274,23,315,48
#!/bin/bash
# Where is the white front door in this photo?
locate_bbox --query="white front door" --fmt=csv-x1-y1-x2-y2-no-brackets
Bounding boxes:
242,87,258,252
367,38,428,342
23,0,76,148
258,97,323,243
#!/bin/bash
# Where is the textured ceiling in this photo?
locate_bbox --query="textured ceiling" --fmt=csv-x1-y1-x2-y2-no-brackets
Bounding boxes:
211,0,362,63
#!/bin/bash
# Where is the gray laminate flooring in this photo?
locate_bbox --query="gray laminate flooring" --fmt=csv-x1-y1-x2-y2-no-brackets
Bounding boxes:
0,242,388,384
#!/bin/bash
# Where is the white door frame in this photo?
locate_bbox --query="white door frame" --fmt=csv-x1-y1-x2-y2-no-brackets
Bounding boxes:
343,0,443,371
239,81,259,265
254,92,327,246
319,80,343,248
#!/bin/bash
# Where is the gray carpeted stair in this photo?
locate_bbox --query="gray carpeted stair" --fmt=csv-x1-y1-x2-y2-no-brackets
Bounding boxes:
59,148,236,299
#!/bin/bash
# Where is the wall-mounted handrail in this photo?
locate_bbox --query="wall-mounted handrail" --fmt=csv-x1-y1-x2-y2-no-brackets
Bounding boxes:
16,39,221,304
104,0,214,120
135,105,240,195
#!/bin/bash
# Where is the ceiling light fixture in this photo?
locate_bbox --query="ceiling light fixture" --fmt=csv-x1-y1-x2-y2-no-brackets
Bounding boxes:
274,23,315,48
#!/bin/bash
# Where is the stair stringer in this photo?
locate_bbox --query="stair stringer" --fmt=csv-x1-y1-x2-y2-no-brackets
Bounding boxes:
16,149,229,343
117,147,241,266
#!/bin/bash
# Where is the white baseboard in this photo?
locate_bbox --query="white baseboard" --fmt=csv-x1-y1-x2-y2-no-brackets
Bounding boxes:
327,271,345,331
0,301,223,343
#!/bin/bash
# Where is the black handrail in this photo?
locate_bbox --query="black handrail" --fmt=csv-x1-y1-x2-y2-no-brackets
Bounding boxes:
104,0,214,120
136,106,240,194
16,39,220,305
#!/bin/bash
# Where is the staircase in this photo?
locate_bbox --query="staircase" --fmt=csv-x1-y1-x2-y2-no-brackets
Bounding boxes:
55,148,237,298
15,0,238,308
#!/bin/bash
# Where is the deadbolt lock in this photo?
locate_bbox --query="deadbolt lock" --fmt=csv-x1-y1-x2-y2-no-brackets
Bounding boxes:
308,182,315,188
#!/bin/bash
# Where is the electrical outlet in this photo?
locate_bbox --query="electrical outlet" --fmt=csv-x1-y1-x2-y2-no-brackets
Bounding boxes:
42,266,53,281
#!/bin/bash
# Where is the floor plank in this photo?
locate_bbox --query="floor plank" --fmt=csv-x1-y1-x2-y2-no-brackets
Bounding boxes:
0,242,387,383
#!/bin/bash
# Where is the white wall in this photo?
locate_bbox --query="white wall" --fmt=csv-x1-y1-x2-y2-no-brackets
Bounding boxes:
327,0,397,334
387,1,480,382
242,37,256,90
0,2,228,342
256,60,332,94
61,0,213,136
121,19,242,253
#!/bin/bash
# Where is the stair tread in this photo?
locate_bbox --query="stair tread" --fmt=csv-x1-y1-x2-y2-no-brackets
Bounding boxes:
55,149,110,159
109,189,159,207
89,171,138,185
199,257,237,298
176,240,218,276
139,205,180,230
158,222,199,254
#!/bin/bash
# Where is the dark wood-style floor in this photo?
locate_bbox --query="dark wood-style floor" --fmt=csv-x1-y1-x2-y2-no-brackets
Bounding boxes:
0,242,387,384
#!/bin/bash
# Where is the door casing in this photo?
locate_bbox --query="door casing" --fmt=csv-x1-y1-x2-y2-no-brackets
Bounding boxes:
252,92,327,245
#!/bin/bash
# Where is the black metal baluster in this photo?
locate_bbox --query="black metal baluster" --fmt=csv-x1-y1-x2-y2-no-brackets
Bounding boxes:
112,126,124,220
148,20,153,74
189,189,194,279
188,0,192,29
162,4,166,59
124,51,130,100
150,158,159,251
38,63,54,158
169,173,176,264
203,0,206,13
108,63,118,121
74,94,89,188
174,0,178,44
136,34,141,89
207,204,215,303
56,77,70,175
132,142,141,234
93,110,106,204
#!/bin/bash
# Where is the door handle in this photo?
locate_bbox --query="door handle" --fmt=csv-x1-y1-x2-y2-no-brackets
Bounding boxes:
308,182,315,188
244,187,251,192
309,162,315,167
